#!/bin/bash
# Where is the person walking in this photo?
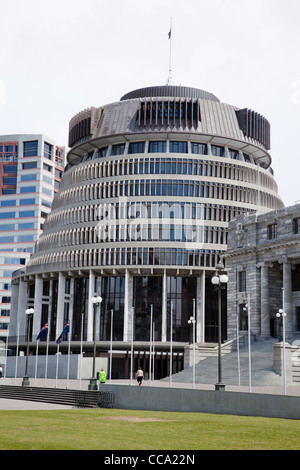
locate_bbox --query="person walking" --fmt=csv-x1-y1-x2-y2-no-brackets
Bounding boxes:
99,368,106,385
136,366,144,386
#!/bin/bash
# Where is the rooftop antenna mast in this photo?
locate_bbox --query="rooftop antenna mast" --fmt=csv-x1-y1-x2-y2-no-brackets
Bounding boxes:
167,18,173,85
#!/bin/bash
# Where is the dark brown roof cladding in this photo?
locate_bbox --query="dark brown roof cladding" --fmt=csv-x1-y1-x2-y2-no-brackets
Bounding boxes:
120,86,220,102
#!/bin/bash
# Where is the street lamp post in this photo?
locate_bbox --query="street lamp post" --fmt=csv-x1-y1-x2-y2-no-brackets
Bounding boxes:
243,295,252,393
276,288,287,395
88,295,102,391
188,298,196,389
211,263,228,391
22,308,34,386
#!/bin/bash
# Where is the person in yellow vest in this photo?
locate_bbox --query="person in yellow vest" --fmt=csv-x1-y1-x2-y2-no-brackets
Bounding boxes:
99,368,106,384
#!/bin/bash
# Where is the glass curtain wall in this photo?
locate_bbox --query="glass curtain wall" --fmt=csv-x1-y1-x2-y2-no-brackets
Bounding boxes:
205,277,227,343
167,277,197,342
133,276,162,341
101,277,125,341
73,278,89,341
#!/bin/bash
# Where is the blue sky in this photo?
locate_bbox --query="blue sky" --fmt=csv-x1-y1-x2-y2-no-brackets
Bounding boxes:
1,0,300,207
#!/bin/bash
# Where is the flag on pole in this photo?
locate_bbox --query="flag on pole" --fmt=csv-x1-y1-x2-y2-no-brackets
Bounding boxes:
36,323,48,340
168,28,172,39
56,320,70,344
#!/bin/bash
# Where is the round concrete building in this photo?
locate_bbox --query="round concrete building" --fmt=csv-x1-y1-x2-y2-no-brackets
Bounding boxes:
10,85,284,379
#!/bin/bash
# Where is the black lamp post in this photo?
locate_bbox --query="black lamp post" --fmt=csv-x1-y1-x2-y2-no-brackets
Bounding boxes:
22,308,34,386
211,263,228,391
188,299,196,389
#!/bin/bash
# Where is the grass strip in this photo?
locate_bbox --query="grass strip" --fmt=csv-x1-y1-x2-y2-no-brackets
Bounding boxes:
0,408,300,450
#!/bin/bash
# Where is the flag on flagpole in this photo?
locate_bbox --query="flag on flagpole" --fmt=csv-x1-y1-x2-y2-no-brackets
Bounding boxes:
168,28,172,39
36,323,48,340
56,320,70,344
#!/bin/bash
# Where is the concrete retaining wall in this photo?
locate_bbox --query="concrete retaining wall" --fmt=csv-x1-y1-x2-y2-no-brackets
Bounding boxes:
101,383,300,420
5,355,108,379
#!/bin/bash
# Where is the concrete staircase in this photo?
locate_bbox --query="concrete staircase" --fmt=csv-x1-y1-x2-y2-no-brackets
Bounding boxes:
164,337,286,387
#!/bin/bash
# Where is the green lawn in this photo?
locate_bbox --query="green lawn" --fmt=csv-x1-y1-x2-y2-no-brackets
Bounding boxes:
0,408,300,450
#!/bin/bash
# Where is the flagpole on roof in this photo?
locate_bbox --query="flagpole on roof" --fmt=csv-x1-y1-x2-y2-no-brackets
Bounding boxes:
167,17,173,86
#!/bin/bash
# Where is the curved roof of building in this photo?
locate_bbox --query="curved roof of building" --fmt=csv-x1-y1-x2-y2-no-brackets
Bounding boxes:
120,85,220,102
67,84,272,169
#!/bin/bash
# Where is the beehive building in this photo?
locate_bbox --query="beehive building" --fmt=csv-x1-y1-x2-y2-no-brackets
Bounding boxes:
10,85,284,378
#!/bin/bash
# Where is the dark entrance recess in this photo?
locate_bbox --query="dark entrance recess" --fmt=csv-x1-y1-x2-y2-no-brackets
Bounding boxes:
205,277,227,343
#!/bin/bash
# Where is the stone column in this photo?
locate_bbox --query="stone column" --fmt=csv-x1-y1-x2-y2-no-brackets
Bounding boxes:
55,273,66,339
124,269,133,342
10,282,20,339
196,273,205,343
257,262,272,337
162,269,167,342
87,271,95,341
17,278,28,339
123,269,129,342
33,276,43,338
69,278,75,340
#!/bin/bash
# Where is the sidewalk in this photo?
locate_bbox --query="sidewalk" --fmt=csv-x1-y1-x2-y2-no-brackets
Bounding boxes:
1,376,300,410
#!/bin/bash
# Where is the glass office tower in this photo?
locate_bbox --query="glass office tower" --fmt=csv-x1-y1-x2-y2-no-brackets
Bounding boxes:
0,134,65,342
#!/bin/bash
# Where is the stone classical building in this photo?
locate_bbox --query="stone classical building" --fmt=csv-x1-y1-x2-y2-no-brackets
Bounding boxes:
9,85,284,379
226,204,300,341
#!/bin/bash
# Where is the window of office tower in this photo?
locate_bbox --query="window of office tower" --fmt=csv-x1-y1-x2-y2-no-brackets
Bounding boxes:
23,140,38,157
44,142,53,160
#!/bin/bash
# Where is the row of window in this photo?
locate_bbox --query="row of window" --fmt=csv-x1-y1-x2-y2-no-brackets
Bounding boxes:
1,141,64,166
0,187,54,197
55,178,277,209
3,177,16,185
0,310,10,317
0,198,51,208
22,161,61,178
0,211,36,219
0,234,35,243
0,223,35,230
238,266,300,295
36,223,228,252
46,202,244,231
18,185,53,196
267,218,300,240
1,165,17,173
1,141,51,160
23,140,53,160
66,156,276,192
0,143,18,163
80,140,258,162
1,258,26,265
29,246,224,270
